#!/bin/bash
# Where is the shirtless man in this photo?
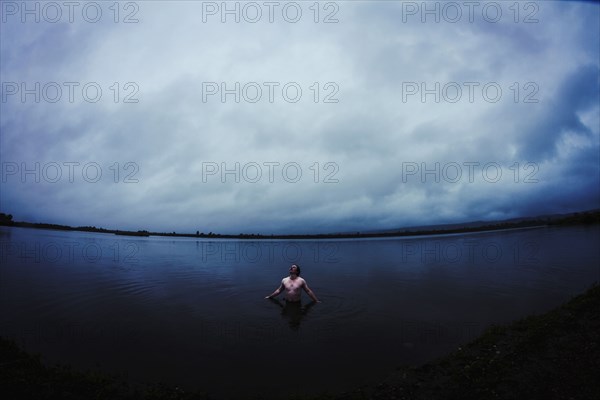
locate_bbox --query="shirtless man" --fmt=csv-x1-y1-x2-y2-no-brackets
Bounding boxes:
265,264,320,303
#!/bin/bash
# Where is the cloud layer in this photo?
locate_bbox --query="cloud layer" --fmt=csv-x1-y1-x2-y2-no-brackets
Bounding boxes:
1,1,599,234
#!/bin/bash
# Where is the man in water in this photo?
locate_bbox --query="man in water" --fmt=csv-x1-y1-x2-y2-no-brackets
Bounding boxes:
265,264,320,303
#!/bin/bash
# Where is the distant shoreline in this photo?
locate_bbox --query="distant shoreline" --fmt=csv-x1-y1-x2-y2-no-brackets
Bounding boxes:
0,210,598,240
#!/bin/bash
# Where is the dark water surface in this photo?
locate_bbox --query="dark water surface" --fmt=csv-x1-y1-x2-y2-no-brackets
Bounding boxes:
1,225,598,398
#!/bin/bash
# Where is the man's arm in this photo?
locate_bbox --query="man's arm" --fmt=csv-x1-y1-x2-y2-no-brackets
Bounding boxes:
302,280,321,303
265,280,285,299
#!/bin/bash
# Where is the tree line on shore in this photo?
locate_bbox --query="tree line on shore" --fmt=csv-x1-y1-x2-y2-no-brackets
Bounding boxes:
1,209,598,239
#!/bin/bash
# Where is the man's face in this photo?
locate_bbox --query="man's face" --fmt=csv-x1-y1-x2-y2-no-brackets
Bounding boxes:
289,265,299,276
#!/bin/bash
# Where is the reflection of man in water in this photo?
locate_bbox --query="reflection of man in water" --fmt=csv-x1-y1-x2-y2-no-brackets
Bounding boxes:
265,264,320,303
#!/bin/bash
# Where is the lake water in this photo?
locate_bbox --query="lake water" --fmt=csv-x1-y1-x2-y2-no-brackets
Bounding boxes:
1,225,598,398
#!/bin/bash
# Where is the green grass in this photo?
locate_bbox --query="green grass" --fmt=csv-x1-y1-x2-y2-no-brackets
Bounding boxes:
329,283,600,400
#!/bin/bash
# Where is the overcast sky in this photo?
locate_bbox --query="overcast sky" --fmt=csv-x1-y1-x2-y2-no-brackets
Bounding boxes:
1,0,599,234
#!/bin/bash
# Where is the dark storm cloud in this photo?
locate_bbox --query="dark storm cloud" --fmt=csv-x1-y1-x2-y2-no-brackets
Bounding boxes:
1,1,598,234
516,64,599,161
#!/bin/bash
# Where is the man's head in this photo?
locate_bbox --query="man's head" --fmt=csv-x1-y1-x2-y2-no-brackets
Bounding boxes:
289,264,301,276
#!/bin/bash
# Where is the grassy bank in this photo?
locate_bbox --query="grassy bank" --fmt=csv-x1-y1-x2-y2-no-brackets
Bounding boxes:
0,339,209,400
331,284,600,400
2,284,599,400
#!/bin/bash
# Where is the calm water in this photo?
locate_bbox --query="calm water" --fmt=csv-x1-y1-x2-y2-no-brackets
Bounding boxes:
1,225,599,398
